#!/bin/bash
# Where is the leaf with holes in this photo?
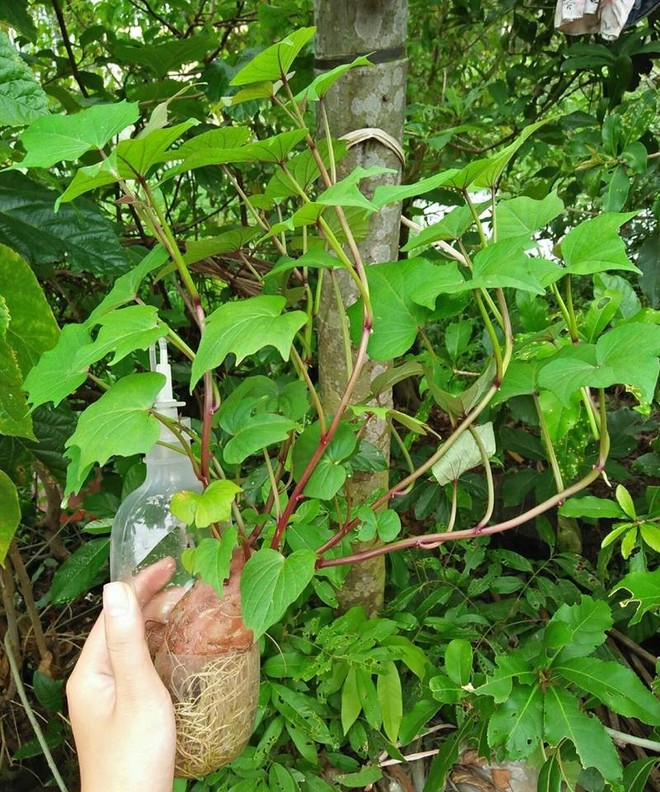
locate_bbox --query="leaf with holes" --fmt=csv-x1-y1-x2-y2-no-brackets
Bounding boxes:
612,569,660,624
544,686,622,782
487,683,544,759
553,656,660,725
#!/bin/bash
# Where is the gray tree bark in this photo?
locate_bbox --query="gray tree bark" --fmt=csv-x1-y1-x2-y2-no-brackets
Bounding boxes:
314,0,408,616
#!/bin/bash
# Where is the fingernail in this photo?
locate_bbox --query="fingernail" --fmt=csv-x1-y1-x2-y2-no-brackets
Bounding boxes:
104,582,130,616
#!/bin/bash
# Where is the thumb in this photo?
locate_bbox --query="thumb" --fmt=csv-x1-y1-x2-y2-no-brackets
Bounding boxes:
103,581,161,701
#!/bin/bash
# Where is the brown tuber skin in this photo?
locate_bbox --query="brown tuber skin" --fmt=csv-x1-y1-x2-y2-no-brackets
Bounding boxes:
147,548,253,657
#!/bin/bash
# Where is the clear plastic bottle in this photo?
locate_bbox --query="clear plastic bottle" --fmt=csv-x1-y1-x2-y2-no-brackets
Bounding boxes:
110,341,259,778
111,339,202,585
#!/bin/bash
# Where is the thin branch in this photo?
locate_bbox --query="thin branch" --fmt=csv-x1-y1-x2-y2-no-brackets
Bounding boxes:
50,0,89,97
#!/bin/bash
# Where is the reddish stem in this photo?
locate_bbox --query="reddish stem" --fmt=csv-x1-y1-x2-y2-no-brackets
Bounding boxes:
200,371,215,486
318,458,606,569
270,323,371,550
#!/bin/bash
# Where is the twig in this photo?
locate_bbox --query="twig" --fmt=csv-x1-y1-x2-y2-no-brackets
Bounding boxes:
610,628,657,667
49,0,89,97
4,634,69,792
8,542,51,666
605,726,660,754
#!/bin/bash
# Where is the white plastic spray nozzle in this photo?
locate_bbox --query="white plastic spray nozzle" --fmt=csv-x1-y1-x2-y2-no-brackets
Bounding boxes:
150,339,184,421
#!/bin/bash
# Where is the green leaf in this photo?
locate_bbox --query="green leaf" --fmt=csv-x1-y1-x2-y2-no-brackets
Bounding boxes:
115,119,198,177
377,662,402,744
560,213,640,276
49,538,110,604
0,316,33,438
64,373,165,496
622,758,659,792
292,421,357,500
466,238,561,294
335,766,382,788
182,227,259,265
473,652,535,704
271,683,334,744
544,686,622,782
428,672,463,704
224,414,297,465
640,523,660,553
0,244,59,375
23,324,91,409
487,683,544,759
191,296,307,387
83,305,169,367
559,495,626,520
545,595,612,660
612,569,660,624
537,755,563,792
615,484,636,519
554,656,660,725
0,0,37,40
0,403,76,486
231,28,316,86
401,203,477,252
538,323,660,409
297,56,371,102
0,469,20,564
110,34,217,78
88,245,169,321
432,423,495,486
444,639,473,686
181,529,238,596
32,671,64,712
15,101,140,168
496,192,565,240
0,172,130,279
240,548,316,637
171,480,241,528
317,166,394,211
165,126,252,171
348,258,433,360
0,31,48,126
341,666,362,735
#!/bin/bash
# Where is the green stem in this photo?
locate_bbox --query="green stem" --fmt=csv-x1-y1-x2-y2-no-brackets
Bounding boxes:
319,217,371,310
464,190,489,248
533,392,565,492
5,634,69,792
166,328,196,361
320,389,610,568
330,270,354,376
475,291,503,381
550,281,576,341
319,99,337,184
390,424,415,485
152,412,202,480
581,387,601,440
565,275,579,343
470,425,495,529
419,326,441,364
263,449,281,521
291,345,326,433
448,479,458,533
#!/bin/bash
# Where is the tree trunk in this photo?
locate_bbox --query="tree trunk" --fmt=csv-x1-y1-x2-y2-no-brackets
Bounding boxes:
314,0,408,616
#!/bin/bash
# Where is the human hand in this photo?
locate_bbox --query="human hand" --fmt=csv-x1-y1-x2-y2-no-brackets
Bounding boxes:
67,558,180,792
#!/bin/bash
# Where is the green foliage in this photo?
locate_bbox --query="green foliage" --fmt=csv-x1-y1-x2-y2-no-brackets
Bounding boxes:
2,7,659,791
